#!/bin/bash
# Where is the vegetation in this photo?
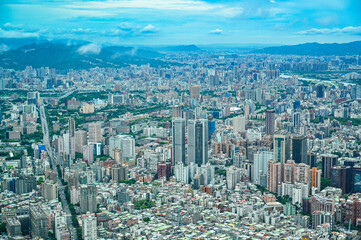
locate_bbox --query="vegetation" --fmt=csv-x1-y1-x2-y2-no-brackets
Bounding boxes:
321,177,330,190
119,179,137,185
215,168,226,177
133,200,156,210
143,217,150,222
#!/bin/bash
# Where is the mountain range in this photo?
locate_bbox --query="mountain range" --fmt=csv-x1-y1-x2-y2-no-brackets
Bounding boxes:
1,38,360,70
252,41,361,56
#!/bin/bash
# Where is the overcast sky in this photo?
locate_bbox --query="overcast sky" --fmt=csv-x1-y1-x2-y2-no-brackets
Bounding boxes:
1,0,361,46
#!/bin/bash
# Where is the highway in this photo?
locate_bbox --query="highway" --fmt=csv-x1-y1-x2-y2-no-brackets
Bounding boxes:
39,99,78,240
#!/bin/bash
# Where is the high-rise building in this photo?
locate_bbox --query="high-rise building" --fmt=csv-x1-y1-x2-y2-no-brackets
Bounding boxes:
274,134,291,180
80,184,97,214
109,135,135,159
253,151,273,184
233,115,245,133
321,154,338,179
267,160,282,193
190,85,201,99
88,122,102,143
293,112,301,128
172,105,182,118
292,136,307,164
82,212,97,240
111,165,128,182
208,118,216,140
6,217,21,237
41,180,58,201
30,204,48,239
172,118,185,165
188,119,208,166
316,84,325,98
113,147,123,164
68,118,75,137
266,109,275,135
75,130,88,153
83,144,94,164
307,152,317,168
157,162,171,181
330,166,352,194
311,167,322,191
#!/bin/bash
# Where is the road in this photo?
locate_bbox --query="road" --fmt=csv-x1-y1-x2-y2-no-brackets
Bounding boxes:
39,101,78,240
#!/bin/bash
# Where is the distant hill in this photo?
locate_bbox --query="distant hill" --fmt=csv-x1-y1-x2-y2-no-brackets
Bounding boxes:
253,41,361,56
158,45,201,52
0,41,165,70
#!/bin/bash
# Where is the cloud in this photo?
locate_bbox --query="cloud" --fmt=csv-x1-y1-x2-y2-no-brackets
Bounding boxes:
140,24,158,33
77,43,101,54
65,0,243,17
297,26,361,35
0,28,40,38
209,29,223,35
118,22,134,32
0,44,10,52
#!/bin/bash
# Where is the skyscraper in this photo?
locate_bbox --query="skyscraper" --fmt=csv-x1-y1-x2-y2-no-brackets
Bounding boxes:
274,134,291,180
233,115,245,133
88,122,102,143
68,118,75,137
190,85,201,99
80,184,97,214
188,119,208,166
292,136,307,164
266,109,275,135
267,160,282,193
253,151,273,184
172,105,182,118
75,130,88,153
321,154,338,179
172,118,185,165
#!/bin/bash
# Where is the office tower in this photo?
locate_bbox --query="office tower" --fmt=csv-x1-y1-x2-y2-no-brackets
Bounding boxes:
293,112,301,128
330,166,352,194
274,134,291,180
111,165,128,182
321,154,338,179
311,167,322,191
266,109,275,135
174,163,190,184
172,105,182,118
307,152,317,168
113,147,123,164
30,204,48,239
20,155,27,169
41,180,58,201
83,144,94,164
267,160,282,193
88,122,102,143
253,151,273,184
157,162,171,181
80,184,97,214
208,118,216,140
353,167,361,193
190,85,201,99
188,119,208,166
82,212,97,240
292,136,307,164
316,84,325,98
109,135,135,159
233,115,245,133
74,130,87,153
68,118,75,137
172,118,185,165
